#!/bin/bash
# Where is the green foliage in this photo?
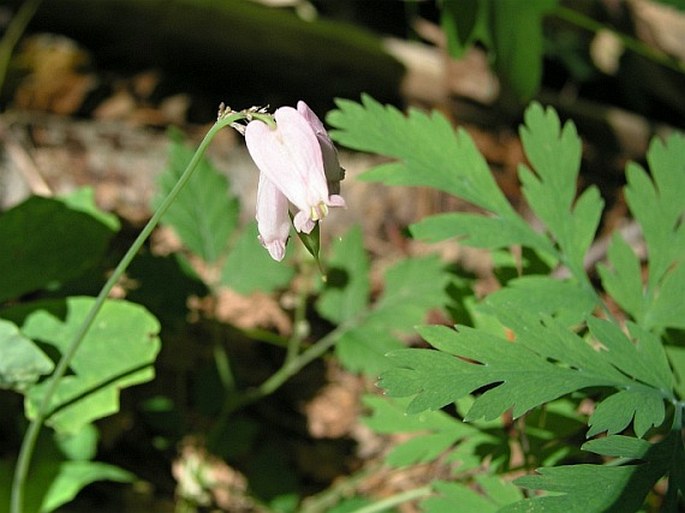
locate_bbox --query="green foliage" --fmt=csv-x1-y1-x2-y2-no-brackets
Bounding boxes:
319,251,449,376
438,0,557,102
1,297,160,435
329,95,685,512
0,192,119,302
0,425,134,513
599,134,685,332
422,478,523,513
0,319,53,392
155,132,239,264
220,221,295,294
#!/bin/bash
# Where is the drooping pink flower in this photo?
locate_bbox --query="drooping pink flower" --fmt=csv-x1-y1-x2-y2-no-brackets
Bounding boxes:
245,105,345,238
297,101,345,195
255,172,290,261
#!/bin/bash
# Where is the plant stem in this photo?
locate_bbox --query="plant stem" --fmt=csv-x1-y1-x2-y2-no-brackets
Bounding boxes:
348,486,432,513
10,113,243,513
0,0,44,93
553,5,685,75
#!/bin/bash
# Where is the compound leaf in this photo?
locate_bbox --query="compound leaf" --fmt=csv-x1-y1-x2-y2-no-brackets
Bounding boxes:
380,305,674,438
502,432,684,513
600,133,685,331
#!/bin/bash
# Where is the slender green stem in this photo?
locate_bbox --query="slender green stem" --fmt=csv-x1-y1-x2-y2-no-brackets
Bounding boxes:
553,5,685,75
348,486,432,513
0,0,44,93
10,113,244,513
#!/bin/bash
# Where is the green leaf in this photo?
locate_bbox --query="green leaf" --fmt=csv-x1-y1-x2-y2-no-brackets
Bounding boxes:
597,233,644,322
335,255,449,375
316,225,370,324
60,187,120,232
490,0,557,102
617,133,685,331
155,132,239,263
484,276,596,328
1,297,161,434
40,461,134,513
519,102,603,280
329,95,514,213
380,306,674,436
0,196,118,302
328,96,564,262
0,318,54,392
221,221,295,294
438,0,485,58
502,432,684,513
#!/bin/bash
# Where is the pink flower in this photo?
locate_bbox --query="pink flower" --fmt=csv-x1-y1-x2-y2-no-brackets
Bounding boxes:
245,102,345,259
255,172,290,261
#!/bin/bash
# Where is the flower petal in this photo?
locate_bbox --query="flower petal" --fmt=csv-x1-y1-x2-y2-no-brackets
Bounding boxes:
255,172,290,261
245,107,328,216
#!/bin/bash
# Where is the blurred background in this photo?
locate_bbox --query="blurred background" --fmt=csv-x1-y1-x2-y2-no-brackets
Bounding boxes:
1,1,684,512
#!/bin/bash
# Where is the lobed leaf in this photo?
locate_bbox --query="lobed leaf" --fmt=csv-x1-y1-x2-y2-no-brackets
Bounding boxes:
519,103,603,281
1,297,160,434
604,133,685,331
155,133,239,264
0,318,54,392
502,432,684,513
380,305,674,438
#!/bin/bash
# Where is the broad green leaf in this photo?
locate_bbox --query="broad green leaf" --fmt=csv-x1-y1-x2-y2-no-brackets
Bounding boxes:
335,255,449,375
60,187,120,232
1,297,160,434
502,432,684,513
0,196,118,302
665,345,685,398
380,306,674,438
422,477,523,513
519,102,603,281
316,225,369,324
0,318,53,392
490,0,557,102
40,461,134,513
155,133,239,263
221,221,294,294
54,423,99,461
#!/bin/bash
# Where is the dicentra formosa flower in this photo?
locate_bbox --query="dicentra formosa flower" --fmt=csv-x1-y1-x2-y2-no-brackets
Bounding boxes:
245,101,345,261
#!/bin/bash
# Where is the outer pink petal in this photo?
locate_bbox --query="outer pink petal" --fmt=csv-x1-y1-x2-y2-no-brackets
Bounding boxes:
297,101,345,192
245,107,328,215
255,172,290,261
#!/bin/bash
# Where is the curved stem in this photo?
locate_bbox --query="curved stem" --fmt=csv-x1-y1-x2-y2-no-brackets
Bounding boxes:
10,113,244,513
348,486,432,513
553,5,685,75
0,0,44,93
